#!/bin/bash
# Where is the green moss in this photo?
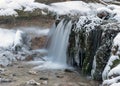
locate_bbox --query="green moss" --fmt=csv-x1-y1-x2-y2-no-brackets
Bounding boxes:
111,58,120,69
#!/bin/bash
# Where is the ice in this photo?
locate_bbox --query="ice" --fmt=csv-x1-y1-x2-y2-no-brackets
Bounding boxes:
0,28,31,66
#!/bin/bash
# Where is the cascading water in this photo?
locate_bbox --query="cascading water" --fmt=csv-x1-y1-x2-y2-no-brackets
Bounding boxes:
47,19,72,66
32,19,73,70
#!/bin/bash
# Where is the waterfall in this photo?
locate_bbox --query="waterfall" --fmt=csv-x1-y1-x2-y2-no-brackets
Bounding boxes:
47,19,72,65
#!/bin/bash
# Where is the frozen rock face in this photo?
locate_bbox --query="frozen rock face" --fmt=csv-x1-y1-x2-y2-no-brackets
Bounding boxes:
102,32,120,86
54,15,120,81
92,23,120,81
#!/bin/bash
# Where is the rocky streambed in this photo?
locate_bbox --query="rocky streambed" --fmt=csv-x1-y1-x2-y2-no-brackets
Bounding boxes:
0,61,100,86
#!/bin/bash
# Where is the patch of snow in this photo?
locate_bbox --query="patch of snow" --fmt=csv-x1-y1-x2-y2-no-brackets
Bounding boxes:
110,82,120,86
108,64,120,78
17,27,50,38
74,16,102,33
97,7,115,18
49,1,91,15
13,30,23,48
102,55,119,80
107,5,120,21
0,8,18,16
0,0,106,16
0,28,31,66
113,33,120,48
103,76,120,86
0,0,48,16
0,28,15,48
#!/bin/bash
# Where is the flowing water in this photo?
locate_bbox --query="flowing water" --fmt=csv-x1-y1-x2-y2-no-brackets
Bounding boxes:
32,19,73,70
48,19,72,65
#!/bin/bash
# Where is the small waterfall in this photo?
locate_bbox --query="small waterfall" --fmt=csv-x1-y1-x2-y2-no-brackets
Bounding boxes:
47,19,72,66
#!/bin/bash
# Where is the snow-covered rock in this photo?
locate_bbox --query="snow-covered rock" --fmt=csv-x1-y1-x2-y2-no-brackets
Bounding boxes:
0,28,31,66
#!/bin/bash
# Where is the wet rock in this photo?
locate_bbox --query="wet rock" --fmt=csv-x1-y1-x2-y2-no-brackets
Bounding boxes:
56,75,64,78
17,65,24,68
54,82,79,86
64,69,74,73
0,78,13,83
39,77,48,80
63,15,120,81
78,82,90,86
26,79,41,86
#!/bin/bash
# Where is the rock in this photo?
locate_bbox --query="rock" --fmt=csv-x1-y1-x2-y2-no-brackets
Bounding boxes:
26,79,41,86
97,7,116,20
56,75,64,78
17,65,24,68
39,77,48,80
63,15,120,81
64,69,74,73
41,80,48,85
28,70,37,75
0,78,12,83
54,82,79,86
78,82,90,86
0,68,5,74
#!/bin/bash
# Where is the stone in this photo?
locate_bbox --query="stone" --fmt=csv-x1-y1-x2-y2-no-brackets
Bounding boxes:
0,78,12,83
54,82,79,86
28,70,37,75
56,75,64,78
78,82,90,86
26,79,41,86
0,68,5,74
39,77,48,80
64,69,74,73
41,80,48,85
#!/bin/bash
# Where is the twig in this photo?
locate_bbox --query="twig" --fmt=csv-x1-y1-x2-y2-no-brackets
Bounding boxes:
99,0,109,6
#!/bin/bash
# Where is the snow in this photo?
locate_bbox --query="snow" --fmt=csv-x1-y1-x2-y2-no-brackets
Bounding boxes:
17,27,50,38
0,9,18,16
113,32,120,46
103,76,120,86
0,28,15,48
0,28,31,66
74,16,102,33
108,64,120,78
49,1,91,15
107,5,120,21
0,0,105,17
110,82,120,86
0,29,26,49
0,0,48,16
102,55,119,80
0,0,120,20
13,30,24,48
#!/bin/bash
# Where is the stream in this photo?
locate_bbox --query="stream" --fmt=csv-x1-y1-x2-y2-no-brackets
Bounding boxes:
0,17,100,86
